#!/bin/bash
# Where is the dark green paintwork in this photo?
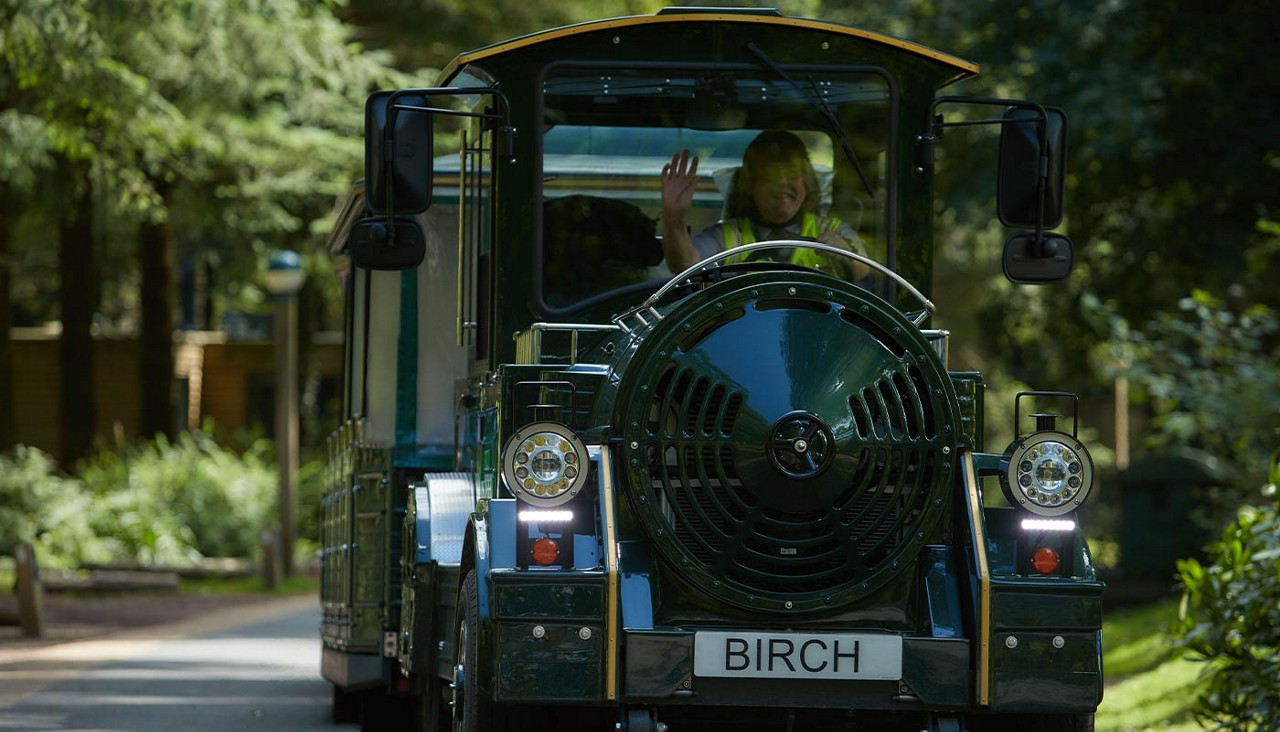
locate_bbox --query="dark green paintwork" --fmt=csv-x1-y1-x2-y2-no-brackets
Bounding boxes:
990,631,1103,712
495,621,605,701
492,576,606,620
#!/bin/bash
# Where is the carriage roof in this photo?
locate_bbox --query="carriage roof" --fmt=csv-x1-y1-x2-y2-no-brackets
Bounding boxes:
437,9,979,85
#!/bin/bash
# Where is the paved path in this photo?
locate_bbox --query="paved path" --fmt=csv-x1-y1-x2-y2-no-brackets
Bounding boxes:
0,595,354,731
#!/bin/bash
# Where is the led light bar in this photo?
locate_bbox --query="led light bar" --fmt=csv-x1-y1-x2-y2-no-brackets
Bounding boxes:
1020,518,1077,532
518,510,575,523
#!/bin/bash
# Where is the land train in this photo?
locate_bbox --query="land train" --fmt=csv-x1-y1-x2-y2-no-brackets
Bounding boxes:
321,7,1103,731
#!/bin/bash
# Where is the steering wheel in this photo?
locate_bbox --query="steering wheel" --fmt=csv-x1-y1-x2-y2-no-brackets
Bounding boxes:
617,240,935,329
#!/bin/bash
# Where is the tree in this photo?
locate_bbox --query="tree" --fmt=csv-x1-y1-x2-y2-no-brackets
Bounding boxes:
2,0,408,459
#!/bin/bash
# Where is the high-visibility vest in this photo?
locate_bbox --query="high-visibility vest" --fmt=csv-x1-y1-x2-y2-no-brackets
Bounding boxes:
721,212,845,269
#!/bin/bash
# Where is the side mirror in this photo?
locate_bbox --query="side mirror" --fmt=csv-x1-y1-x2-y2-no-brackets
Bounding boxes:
348,217,426,270
998,106,1067,230
365,91,434,215
1003,232,1073,284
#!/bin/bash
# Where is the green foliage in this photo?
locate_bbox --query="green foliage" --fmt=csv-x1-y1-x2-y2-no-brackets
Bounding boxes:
1105,292,1280,505
1177,458,1280,730
79,430,278,563
0,445,103,568
297,449,327,545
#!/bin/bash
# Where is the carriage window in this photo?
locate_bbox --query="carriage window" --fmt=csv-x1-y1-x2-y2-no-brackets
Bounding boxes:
539,67,892,309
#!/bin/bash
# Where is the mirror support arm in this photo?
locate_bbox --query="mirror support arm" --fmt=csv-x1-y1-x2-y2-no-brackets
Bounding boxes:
917,96,1052,242
380,87,514,236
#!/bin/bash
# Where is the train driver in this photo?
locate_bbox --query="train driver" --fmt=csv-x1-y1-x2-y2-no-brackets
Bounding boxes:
659,130,871,281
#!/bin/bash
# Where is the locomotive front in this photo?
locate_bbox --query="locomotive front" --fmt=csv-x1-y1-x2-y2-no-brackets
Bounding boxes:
609,268,960,615
330,9,1103,731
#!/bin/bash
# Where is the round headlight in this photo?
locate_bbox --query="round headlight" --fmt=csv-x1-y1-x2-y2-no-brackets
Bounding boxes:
501,422,589,507
1001,431,1094,517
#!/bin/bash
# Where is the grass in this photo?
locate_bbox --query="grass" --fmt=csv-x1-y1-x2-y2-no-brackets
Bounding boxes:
1095,597,1207,732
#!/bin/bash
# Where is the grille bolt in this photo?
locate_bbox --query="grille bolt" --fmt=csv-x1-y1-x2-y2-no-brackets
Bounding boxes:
658,351,667,358
785,601,793,609
917,354,926,363
1005,635,1018,649
823,596,832,604
683,323,692,331
861,304,869,312
788,287,797,295
917,531,925,540
630,441,639,449
713,581,721,588
861,583,869,590
532,625,546,639
716,302,724,310
640,385,648,392
631,458,638,466
638,495,646,503
934,498,942,506
631,420,639,428
944,425,952,433
750,289,759,298
1053,635,1065,648
579,627,592,640
942,446,951,455
657,529,664,536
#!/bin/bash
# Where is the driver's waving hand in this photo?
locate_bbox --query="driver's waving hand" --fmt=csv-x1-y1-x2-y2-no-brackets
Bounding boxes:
659,130,870,280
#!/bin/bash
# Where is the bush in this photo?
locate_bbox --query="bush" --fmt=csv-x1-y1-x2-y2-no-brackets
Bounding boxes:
79,430,278,564
1177,456,1280,729
0,446,103,568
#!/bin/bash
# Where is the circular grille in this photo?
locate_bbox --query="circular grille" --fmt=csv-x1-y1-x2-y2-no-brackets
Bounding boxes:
617,279,957,613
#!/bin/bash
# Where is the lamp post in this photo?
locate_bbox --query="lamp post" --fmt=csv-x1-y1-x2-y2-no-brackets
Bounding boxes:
265,250,306,578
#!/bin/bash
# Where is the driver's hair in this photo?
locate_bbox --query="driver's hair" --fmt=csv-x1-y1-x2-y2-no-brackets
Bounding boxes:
724,130,822,220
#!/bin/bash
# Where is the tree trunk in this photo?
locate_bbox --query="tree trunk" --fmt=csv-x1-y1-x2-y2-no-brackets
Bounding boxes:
59,161,96,466
0,182,15,453
138,178,175,441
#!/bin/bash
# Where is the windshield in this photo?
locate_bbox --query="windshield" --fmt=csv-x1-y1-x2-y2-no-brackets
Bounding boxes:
539,66,892,310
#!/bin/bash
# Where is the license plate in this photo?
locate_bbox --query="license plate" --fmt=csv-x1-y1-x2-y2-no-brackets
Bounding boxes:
693,631,903,680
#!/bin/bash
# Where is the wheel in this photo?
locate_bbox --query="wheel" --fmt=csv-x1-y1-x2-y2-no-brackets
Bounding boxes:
332,684,361,724
452,569,492,732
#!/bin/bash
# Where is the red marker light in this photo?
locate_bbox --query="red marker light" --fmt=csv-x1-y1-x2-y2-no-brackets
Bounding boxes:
531,538,560,566
1032,546,1060,574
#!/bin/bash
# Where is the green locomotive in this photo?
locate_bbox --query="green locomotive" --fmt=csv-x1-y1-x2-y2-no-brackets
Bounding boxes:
321,8,1102,731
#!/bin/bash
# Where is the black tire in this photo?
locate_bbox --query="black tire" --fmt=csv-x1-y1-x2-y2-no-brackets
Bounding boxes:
452,569,493,732
332,684,361,724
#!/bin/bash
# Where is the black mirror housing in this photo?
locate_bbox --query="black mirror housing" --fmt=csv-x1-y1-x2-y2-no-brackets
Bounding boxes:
365,91,434,215
998,106,1067,230
1003,232,1073,284
348,218,426,270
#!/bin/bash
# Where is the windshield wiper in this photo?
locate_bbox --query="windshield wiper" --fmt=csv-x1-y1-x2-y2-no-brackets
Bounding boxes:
746,42,875,199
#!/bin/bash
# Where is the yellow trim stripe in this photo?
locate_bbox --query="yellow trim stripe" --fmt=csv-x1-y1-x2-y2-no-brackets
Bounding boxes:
598,446,620,701
438,13,979,83
962,451,992,706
